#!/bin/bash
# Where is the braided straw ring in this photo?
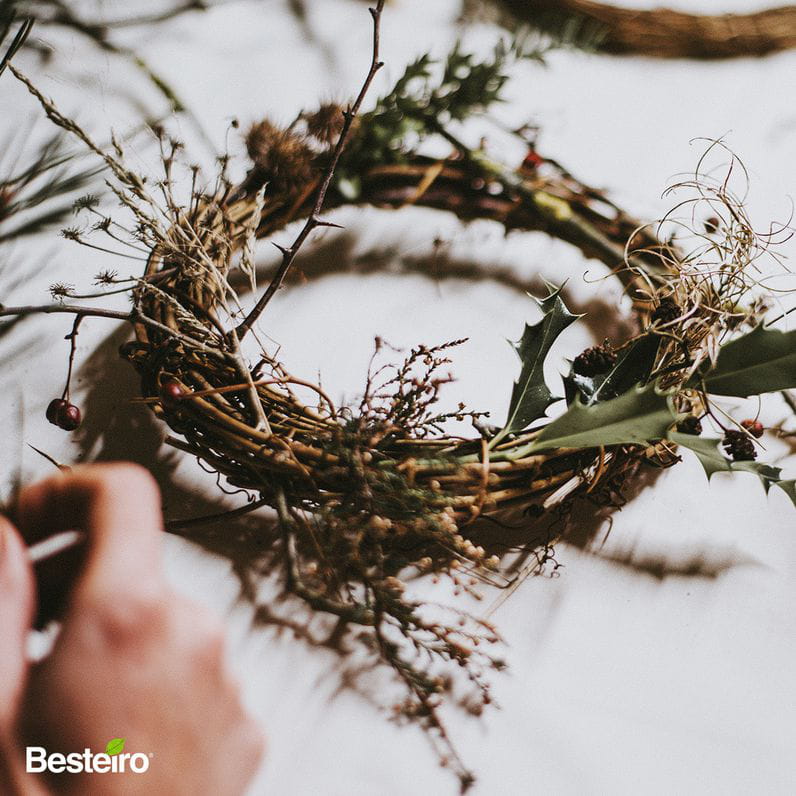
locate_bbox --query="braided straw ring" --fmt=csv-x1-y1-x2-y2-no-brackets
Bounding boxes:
126,161,680,551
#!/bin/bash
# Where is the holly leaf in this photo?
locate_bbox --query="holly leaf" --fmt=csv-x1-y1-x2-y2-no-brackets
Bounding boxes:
525,383,675,453
776,480,796,506
669,432,796,508
667,432,732,478
105,738,125,756
495,285,580,443
698,325,796,397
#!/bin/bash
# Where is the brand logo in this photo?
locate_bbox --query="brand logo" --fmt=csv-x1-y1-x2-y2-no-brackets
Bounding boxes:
26,738,152,775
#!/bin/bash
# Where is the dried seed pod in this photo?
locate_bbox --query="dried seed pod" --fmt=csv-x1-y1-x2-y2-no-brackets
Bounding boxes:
676,415,703,436
572,344,617,377
304,102,347,146
722,429,757,461
652,296,681,325
245,118,316,194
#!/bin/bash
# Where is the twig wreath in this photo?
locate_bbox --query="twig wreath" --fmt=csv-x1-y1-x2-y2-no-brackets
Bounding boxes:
3,4,795,789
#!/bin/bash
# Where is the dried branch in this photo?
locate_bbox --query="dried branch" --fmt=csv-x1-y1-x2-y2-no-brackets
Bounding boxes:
234,0,386,340
495,0,796,59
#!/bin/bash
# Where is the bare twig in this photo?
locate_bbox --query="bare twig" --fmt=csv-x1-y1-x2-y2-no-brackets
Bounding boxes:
0,303,224,359
234,0,386,340
497,0,796,59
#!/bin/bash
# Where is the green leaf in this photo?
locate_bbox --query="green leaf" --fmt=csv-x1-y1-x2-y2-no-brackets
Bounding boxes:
524,383,675,453
105,738,125,757
496,286,580,443
699,325,796,397
667,432,732,478
670,432,796,508
775,480,796,506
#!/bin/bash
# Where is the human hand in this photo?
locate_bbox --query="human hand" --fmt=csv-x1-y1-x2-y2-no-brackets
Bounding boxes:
0,463,264,795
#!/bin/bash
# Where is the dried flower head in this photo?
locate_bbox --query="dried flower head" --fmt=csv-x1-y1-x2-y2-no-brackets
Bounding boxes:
245,118,316,194
304,102,348,146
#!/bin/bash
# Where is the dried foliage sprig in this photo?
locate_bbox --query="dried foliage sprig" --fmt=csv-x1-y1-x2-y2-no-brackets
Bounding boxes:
2,18,795,792
466,0,796,60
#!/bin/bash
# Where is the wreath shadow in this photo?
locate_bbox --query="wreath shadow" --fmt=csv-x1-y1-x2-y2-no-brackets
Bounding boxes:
72,235,751,665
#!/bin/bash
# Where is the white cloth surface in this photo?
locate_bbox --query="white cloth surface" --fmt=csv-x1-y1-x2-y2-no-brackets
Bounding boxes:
1,2,794,794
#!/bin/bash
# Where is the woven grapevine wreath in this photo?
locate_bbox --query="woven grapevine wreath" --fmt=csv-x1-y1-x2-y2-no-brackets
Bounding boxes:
6,10,795,788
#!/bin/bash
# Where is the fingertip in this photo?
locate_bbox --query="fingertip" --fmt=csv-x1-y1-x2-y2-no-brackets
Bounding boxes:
16,463,165,604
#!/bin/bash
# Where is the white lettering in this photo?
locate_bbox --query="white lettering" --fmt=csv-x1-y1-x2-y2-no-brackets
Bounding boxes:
130,753,150,773
25,745,152,775
66,752,83,774
26,747,47,774
93,753,110,773
48,753,66,774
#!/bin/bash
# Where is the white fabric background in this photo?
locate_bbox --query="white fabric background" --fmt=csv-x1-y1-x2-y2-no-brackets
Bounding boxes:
1,1,795,794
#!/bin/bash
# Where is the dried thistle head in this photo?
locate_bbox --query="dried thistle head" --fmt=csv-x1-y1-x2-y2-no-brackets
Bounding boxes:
244,118,316,194
304,102,348,147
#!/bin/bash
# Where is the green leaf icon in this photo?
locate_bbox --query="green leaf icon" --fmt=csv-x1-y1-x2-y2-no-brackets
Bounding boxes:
105,738,125,756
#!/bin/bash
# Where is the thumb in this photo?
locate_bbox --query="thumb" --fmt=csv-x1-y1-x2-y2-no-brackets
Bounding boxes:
0,516,35,732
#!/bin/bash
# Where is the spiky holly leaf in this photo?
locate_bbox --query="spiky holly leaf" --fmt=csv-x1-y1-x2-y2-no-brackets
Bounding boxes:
523,383,675,454
776,480,796,506
698,325,796,397
666,432,731,478
669,432,796,508
494,285,580,444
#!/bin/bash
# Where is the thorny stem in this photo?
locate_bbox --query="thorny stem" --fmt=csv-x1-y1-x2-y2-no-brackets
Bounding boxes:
234,0,386,340
227,327,272,434
0,303,226,360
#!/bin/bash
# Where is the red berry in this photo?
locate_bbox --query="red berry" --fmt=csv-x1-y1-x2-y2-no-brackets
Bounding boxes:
56,402,82,431
741,419,764,439
160,379,185,407
522,150,544,171
46,398,68,425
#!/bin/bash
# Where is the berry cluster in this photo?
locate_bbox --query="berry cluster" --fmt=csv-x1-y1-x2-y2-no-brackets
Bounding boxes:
159,378,186,408
572,344,617,377
676,415,703,435
652,296,681,325
722,429,757,461
741,418,765,438
46,398,81,431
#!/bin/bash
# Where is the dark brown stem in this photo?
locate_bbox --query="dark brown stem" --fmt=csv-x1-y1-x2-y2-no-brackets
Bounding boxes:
61,314,83,401
499,0,796,59
235,0,386,339
0,303,226,360
167,497,271,531
0,16,34,77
